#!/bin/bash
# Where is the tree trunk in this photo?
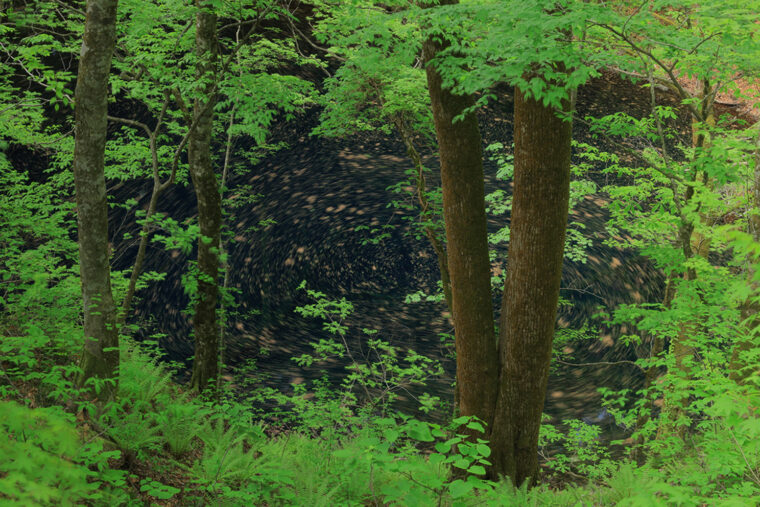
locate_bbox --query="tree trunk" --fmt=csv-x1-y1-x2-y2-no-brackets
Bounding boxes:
73,0,120,401
120,183,160,324
657,84,715,436
422,19,498,427
189,1,222,391
113,100,173,326
489,87,572,485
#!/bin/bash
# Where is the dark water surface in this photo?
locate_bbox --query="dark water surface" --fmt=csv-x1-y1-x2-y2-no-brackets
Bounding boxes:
113,72,694,437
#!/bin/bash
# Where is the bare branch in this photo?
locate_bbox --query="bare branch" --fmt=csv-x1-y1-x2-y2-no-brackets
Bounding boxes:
555,358,643,370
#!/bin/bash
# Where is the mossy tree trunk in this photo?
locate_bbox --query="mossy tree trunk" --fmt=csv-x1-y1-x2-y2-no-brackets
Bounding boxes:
73,0,121,401
189,1,222,392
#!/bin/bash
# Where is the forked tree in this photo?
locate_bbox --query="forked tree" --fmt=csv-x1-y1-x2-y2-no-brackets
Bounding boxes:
422,0,572,485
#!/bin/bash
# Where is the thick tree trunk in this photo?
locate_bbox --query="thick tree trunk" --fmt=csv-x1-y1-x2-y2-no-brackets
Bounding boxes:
189,2,222,391
489,87,572,485
422,24,498,427
74,0,120,401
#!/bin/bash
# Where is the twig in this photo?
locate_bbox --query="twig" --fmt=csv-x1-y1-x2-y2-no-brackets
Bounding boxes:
572,115,684,184
555,359,643,371
728,426,760,486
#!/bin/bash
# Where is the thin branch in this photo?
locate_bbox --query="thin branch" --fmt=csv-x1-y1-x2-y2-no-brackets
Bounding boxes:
107,115,152,137
560,285,605,301
0,102,42,115
572,115,684,184
728,426,760,486
555,358,643,371
218,17,263,33
594,23,704,122
51,0,84,17
622,0,648,35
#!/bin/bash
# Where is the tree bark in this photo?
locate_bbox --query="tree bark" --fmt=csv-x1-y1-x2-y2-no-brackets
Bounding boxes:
73,0,120,401
422,21,498,427
489,87,572,485
189,1,222,391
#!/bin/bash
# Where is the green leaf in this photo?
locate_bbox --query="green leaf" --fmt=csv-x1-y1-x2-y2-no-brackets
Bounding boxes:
407,421,435,442
448,479,473,499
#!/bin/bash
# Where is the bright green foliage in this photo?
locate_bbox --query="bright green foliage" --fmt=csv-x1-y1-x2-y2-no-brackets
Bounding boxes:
110,0,318,178
484,141,598,276
154,395,204,456
0,401,128,505
139,477,181,500
0,1,82,113
311,1,445,257
585,0,760,104
312,0,431,139
4,0,760,504
186,414,295,504
293,282,444,414
0,165,84,405
419,0,602,110
539,416,616,480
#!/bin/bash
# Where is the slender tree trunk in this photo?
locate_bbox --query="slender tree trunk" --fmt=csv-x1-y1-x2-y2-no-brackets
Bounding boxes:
422,14,498,427
121,184,160,323
189,1,222,391
73,0,120,401
657,82,715,436
216,103,237,388
489,87,572,485
112,99,172,325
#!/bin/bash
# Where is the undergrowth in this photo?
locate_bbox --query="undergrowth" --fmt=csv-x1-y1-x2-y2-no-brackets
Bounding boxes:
2,280,759,505
1,159,759,505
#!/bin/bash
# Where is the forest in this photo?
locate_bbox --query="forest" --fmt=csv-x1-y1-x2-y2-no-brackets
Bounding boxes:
1,0,759,504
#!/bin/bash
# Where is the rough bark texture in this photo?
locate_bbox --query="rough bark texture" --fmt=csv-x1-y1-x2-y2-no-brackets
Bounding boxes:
489,87,571,485
422,26,498,427
74,0,120,401
189,2,222,391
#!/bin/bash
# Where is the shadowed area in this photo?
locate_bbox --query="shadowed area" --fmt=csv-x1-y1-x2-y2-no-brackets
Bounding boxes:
112,71,694,429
